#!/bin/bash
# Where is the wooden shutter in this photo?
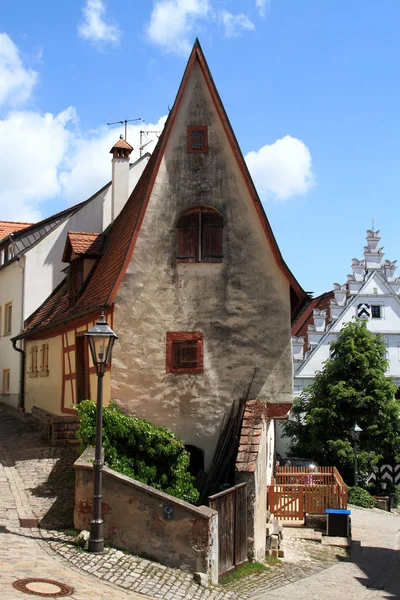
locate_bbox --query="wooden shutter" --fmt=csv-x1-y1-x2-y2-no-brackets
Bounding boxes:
172,340,198,369
201,209,223,262
177,210,199,262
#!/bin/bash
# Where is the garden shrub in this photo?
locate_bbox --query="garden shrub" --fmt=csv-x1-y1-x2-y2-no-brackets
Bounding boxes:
348,486,375,508
76,400,199,504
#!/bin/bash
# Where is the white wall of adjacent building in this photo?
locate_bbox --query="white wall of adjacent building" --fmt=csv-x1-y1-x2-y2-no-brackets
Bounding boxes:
0,153,149,409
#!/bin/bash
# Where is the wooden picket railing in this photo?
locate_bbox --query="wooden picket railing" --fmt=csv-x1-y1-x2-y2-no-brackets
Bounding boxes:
267,466,347,521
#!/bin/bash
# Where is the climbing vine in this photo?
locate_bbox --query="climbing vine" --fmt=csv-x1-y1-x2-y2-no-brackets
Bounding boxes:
77,400,199,504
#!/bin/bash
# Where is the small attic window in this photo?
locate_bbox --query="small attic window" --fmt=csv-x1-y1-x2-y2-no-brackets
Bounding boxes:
187,126,208,153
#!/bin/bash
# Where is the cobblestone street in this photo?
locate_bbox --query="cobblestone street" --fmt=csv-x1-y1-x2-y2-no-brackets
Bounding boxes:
0,402,399,599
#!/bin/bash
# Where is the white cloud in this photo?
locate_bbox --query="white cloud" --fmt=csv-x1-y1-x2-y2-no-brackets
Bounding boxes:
0,33,37,107
256,0,270,18
219,11,255,38
78,0,121,46
59,117,167,207
245,135,314,201
146,0,210,55
0,108,77,221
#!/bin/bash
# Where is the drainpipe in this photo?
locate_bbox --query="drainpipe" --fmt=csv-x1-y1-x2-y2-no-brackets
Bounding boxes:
13,255,26,412
12,339,25,412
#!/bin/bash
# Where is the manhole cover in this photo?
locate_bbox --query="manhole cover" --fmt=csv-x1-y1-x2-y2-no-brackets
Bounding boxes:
12,578,74,597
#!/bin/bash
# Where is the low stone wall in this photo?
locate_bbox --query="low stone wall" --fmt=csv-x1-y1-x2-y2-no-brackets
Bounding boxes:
74,448,219,583
31,406,80,445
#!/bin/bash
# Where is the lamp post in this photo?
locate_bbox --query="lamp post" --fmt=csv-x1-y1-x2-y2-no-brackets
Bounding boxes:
85,312,118,554
350,423,362,487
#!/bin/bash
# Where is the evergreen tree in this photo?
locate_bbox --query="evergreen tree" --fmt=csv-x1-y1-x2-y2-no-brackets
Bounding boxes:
284,319,400,483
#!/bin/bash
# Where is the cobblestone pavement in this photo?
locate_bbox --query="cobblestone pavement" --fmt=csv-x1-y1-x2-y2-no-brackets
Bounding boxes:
2,402,391,600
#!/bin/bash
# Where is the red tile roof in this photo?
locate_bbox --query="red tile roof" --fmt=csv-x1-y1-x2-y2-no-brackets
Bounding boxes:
110,137,133,151
62,232,104,262
0,221,32,242
291,290,334,348
16,40,306,340
236,400,267,473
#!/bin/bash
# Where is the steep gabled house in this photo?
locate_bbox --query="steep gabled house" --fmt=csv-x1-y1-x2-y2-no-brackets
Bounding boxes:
1,148,150,409
277,228,400,458
14,40,307,476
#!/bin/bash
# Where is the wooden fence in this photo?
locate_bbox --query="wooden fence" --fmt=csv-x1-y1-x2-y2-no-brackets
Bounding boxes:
268,466,347,521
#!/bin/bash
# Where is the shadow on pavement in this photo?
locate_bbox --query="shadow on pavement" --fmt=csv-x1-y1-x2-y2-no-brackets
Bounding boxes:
0,404,79,530
350,540,400,599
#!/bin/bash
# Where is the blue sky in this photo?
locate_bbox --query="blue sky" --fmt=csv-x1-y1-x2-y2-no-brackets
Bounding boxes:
1,0,400,295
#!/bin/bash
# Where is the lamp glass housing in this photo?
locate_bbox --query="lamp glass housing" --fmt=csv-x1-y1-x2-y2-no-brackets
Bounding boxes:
350,423,363,442
85,313,118,372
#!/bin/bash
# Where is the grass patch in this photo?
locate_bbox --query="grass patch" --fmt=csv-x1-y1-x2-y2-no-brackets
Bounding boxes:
264,554,282,567
60,528,79,537
220,562,268,585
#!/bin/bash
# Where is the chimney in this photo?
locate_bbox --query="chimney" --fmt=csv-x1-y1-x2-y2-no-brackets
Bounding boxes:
110,135,133,222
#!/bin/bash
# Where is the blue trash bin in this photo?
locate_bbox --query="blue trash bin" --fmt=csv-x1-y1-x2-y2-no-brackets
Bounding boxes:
325,508,351,537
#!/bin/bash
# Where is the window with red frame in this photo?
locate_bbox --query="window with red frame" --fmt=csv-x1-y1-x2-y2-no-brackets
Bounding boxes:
187,126,208,153
177,207,223,263
166,332,203,374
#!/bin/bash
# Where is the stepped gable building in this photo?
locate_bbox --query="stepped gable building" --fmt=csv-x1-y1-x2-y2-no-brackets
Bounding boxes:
277,228,400,458
291,228,400,391
14,40,307,478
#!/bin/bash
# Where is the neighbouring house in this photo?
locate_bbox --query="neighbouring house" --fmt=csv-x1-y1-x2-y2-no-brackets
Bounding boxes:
1,149,149,409
14,40,306,526
276,228,400,460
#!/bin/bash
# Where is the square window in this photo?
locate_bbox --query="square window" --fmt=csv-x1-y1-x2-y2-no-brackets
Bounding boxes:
187,126,208,154
371,305,381,318
166,332,203,374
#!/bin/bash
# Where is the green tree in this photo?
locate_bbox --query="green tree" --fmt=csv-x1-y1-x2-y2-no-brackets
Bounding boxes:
283,319,400,484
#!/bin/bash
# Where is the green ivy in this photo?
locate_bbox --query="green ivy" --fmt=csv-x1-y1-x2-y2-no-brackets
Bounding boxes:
76,400,199,505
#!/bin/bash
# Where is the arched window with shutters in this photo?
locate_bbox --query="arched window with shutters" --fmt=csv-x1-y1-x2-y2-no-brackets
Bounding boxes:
176,207,223,263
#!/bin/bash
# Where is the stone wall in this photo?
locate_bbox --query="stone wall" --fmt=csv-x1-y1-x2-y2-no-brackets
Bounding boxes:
31,406,80,445
74,448,219,583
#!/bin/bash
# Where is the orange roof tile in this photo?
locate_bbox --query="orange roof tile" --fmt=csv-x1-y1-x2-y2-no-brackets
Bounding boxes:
63,232,104,262
236,400,267,473
0,221,32,242
110,137,133,152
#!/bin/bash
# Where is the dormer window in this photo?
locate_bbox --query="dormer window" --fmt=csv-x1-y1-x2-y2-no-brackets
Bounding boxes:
62,231,103,306
177,207,223,263
187,126,208,153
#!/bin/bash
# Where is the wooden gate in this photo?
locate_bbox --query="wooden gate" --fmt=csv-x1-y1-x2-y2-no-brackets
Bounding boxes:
208,482,247,578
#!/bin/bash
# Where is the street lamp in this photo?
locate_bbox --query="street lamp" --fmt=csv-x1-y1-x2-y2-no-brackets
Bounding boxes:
350,423,362,487
85,312,118,554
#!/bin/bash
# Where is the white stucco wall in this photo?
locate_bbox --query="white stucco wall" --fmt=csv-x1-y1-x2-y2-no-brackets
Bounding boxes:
0,260,24,407
112,62,293,470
